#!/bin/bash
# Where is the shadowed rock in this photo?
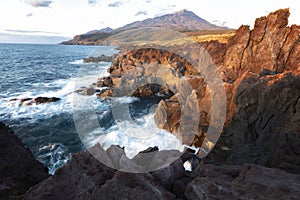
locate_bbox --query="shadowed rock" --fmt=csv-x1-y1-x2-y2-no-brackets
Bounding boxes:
0,123,49,199
185,164,300,200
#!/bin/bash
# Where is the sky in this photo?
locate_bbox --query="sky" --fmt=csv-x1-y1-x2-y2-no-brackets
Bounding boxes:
0,0,299,43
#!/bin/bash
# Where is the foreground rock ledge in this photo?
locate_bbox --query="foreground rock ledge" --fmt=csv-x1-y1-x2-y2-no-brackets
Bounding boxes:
21,149,300,200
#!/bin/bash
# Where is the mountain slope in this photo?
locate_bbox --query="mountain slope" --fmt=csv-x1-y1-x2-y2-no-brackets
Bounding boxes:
84,27,113,35
117,9,228,31
61,9,229,45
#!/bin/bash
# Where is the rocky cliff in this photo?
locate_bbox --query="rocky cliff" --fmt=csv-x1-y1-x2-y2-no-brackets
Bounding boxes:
2,8,300,200
95,8,300,173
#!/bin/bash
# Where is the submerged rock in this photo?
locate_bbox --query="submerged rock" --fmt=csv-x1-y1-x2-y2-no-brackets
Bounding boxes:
34,97,61,105
8,97,61,106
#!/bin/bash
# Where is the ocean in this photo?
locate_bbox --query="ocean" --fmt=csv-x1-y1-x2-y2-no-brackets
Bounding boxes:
0,43,185,174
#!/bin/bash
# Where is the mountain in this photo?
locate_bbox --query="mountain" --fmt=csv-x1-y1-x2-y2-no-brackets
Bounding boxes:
84,27,113,35
61,9,229,45
116,9,228,31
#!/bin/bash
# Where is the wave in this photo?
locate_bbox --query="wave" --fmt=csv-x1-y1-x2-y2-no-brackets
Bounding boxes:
37,143,70,175
82,113,186,159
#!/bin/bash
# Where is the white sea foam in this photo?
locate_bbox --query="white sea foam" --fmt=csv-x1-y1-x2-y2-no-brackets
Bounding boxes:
183,160,192,171
37,143,70,175
83,113,186,159
68,59,84,65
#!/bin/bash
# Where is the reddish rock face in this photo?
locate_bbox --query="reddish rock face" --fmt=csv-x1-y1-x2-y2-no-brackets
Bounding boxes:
94,9,300,173
221,8,300,82
155,8,300,154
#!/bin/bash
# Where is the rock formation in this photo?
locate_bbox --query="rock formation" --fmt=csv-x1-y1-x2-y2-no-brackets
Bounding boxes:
0,123,49,199
83,54,117,63
9,97,61,106
2,8,300,200
20,148,300,200
185,164,300,199
94,9,300,174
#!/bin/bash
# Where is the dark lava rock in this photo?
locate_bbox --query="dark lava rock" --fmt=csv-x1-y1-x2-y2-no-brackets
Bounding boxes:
22,151,116,200
224,73,300,174
185,164,300,200
0,123,49,200
34,97,61,105
151,158,185,190
22,148,177,200
92,172,176,200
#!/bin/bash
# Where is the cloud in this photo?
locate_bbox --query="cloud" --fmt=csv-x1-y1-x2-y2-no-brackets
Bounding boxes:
108,1,123,7
5,29,61,35
146,0,151,3
26,13,33,17
0,32,70,44
88,0,98,6
135,11,148,16
24,0,53,8
212,20,228,27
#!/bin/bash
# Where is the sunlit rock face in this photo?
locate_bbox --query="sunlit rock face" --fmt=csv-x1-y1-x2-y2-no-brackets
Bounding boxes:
94,9,300,172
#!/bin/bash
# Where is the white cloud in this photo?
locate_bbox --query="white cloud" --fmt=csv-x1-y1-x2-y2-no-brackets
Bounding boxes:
88,0,99,6
108,1,123,7
135,11,148,16
24,0,53,8
0,0,300,43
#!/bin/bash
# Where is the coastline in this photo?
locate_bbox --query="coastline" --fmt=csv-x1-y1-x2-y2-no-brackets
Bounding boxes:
1,8,300,199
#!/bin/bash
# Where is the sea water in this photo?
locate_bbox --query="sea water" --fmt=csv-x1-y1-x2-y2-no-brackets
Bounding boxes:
0,43,186,174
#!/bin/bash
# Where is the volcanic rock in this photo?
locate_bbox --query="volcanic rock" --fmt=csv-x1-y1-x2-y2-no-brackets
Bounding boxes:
185,164,300,200
83,54,117,63
92,172,176,200
22,151,116,200
0,123,49,199
34,97,61,105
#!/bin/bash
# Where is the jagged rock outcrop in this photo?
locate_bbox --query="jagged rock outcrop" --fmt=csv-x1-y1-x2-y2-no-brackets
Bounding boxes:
222,72,300,173
0,123,49,199
221,8,300,82
95,48,196,98
94,9,300,174
155,8,300,165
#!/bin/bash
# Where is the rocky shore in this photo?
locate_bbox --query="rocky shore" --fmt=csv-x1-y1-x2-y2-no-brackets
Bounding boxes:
1,8,300,200
95,8,300,172
1,123,299,199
